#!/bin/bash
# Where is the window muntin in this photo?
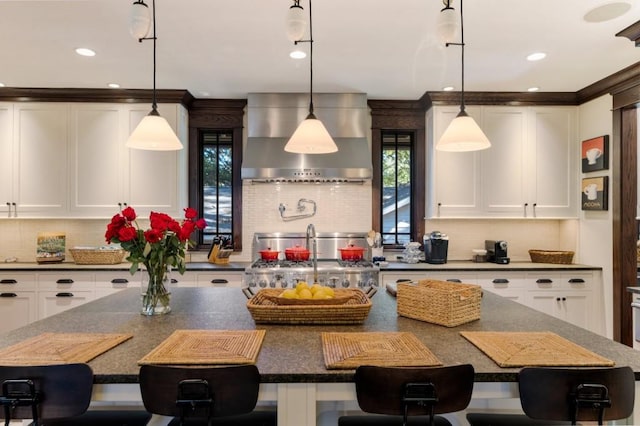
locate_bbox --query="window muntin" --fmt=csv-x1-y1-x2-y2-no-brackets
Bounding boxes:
381,131,413,246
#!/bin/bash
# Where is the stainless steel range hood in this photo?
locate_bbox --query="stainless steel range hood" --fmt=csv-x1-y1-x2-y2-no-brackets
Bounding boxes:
241,93,372,182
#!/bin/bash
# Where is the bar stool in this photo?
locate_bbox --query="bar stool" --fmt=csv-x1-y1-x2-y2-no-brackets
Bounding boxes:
466,366,635,426
338,364,475,426
0,363,150,426
139,364,276,425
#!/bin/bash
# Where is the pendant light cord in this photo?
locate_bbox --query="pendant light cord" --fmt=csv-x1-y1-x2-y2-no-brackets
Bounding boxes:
459,0,465,113
308,0,314,116
151,0,158,112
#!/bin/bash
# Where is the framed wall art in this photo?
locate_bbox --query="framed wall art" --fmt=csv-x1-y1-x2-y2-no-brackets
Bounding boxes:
581,135,609,173
581,176,608,211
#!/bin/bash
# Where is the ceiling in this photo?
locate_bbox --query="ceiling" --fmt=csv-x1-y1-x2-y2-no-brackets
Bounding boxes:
1,0,639,100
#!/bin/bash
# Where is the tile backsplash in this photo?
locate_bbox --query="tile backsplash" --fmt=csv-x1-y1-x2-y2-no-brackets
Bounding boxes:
0,181,576,264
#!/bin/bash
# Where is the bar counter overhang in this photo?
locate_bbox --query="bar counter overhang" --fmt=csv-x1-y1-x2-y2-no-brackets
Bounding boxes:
2,287,640,426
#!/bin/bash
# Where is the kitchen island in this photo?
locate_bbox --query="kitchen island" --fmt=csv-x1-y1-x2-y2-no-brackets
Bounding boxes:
0,286,637,426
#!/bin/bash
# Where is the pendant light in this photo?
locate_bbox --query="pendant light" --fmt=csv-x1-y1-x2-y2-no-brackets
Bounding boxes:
284,0,338,154
436,0,490,152
126,0,183,151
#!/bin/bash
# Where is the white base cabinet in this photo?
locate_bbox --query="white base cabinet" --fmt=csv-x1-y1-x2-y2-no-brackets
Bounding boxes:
380,269,603,335
0,269,243,328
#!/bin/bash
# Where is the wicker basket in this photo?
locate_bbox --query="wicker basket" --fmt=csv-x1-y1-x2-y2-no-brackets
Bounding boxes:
397,280,481,327
246,288,372,325
528,249,574,265
69,249,126,265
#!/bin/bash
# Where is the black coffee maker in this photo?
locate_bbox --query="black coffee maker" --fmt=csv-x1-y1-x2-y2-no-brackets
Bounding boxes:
423,231,449,264
485,240,510,264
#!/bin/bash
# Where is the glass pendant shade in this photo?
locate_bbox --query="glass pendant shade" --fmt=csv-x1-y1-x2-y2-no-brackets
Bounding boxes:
130,0,151,40
285,113,338,154
126,110,183,151
286,4,307,42
436,110,491,152
436,4,460,45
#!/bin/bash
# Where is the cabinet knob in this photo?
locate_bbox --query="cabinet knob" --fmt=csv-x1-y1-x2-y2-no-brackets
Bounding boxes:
0,293,17,298
56,279,74,284
211,279,229,284
0,279,18,284
446,279,462,283
536,278,553,284
55,292,74,297
524,203,528,217
568,278,585,283
493,279,509,284
532,203,537,218
111,278,129,284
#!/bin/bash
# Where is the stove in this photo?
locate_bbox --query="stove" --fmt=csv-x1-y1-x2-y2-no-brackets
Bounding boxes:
245,232,379,290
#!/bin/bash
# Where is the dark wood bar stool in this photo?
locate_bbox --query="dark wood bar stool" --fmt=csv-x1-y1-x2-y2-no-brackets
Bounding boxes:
0,363,150,426
466,366,635,426
338,364,475,426
139,364,276,425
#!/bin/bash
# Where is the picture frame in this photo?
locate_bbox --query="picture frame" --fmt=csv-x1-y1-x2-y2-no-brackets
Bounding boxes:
581,176,608,211
581,135,609,173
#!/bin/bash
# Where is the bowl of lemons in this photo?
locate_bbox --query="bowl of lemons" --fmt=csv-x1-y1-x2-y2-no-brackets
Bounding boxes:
267,282,357,305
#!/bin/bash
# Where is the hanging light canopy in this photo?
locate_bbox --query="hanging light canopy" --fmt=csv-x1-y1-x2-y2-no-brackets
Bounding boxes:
284,0,338,154
435,0,490,152
126,0,183,151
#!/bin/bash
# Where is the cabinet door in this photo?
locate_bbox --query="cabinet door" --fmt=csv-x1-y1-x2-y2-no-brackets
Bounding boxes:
124,104,186,218
476,272,526,304
0,291,37,332
0,103,14,216
481,107,528,216
431,106,483,217
13,103,69,216
69,104,126,217
527,107,577,218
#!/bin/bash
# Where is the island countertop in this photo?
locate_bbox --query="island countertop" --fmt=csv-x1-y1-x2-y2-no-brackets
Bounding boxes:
0,287,637,385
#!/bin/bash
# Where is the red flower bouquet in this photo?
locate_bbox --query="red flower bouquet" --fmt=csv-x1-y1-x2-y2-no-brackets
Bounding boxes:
105,207,206,315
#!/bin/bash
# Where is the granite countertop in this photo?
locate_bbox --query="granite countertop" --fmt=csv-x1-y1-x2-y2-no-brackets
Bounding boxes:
0,259,601,272
1,286,637,385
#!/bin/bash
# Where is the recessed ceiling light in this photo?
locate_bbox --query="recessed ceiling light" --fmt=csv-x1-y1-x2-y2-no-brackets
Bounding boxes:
290,50,306,59
107,83,120,89
584,2,631,23
75,47,96,57
527,52,546,61
443,86,455,91
527,87,540,92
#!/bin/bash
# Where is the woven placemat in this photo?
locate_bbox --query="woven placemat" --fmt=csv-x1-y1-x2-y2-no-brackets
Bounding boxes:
138,330,266,365
0,333,132,366
321,332,442,369
460,331,615,367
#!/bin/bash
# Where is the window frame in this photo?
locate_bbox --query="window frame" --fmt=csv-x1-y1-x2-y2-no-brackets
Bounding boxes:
369,100,426,249
188,99,246,251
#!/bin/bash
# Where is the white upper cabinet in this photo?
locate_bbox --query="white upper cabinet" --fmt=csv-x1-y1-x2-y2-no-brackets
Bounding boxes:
429,106,484,217
0,103,14,217
69,103,188,218
13,103,69,217
429,105,577,219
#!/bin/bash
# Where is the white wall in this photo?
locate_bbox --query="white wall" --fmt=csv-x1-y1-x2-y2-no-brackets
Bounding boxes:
577,95,614,338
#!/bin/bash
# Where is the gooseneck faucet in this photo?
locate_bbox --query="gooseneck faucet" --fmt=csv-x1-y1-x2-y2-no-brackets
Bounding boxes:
306,223,318,283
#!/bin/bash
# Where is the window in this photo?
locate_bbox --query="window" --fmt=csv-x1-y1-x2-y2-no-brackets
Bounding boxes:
200,131,233,245
188,99,246,251
369,100,426,249
381,131,413,245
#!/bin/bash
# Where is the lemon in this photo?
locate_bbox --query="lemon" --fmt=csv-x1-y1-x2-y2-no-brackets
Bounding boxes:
281,289,298,299
296,282,309,292
312,289,327,299
323,287,335,297
310,283,323,294
298,288,313,299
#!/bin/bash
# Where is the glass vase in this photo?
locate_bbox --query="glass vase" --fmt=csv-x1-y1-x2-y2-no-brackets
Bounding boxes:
141,263,172,315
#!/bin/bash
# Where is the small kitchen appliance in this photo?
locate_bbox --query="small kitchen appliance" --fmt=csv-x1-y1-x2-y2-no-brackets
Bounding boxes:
485,240,510,264
423,231,449,264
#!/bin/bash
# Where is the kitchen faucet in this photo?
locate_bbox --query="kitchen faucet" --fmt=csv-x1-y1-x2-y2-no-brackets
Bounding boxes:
306,223,318,283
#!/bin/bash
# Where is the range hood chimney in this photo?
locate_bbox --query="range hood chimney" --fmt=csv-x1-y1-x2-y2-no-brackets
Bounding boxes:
241,93,372,182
